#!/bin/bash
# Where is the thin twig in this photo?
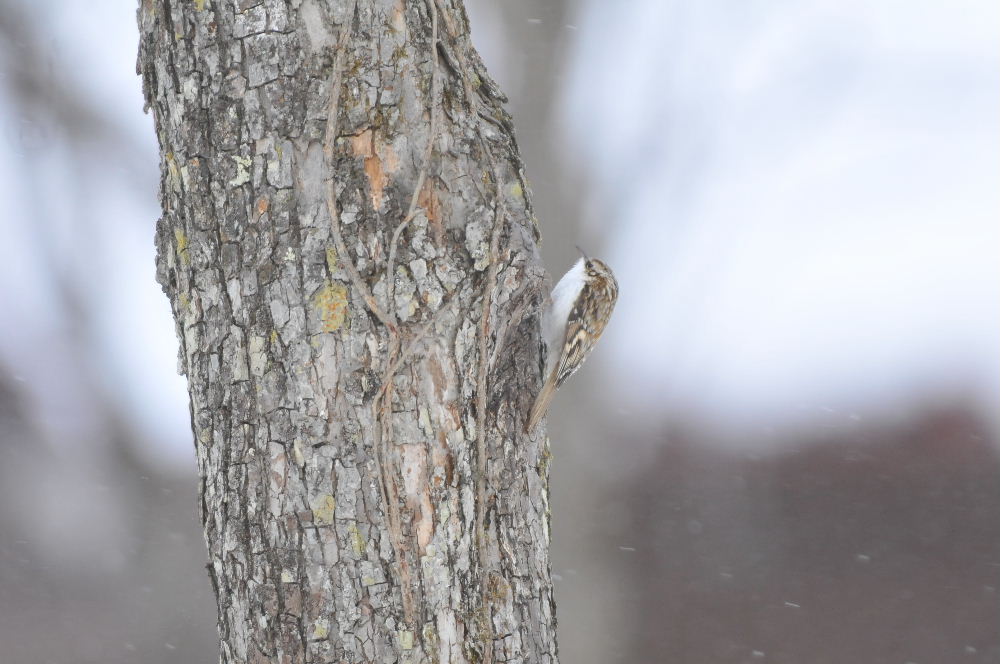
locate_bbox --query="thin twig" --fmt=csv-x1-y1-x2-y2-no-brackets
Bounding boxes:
323,31,395,333
371,386,417,621
427,1,506,659
321,12,416,622
376,295,457,402
475,152,505,664
370,0,443,628
434,8,497,660
386,1,439,322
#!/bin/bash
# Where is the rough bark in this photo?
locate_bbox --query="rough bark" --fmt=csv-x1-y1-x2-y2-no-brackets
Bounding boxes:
138,1,555,662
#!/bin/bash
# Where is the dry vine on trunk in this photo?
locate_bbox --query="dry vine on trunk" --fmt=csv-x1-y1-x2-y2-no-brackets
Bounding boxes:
139,0,557,662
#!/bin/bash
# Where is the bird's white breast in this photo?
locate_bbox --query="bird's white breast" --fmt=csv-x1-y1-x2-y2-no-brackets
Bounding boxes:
544,258,587,370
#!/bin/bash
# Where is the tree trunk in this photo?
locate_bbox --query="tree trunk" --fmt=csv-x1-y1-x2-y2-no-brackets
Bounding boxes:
138,1,555,662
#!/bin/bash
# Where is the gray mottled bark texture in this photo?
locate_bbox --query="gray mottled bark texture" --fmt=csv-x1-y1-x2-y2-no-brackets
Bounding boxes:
137,0,555,662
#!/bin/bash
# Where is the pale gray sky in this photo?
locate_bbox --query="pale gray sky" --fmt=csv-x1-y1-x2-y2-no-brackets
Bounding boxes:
561,0,999,436
1,1,996,464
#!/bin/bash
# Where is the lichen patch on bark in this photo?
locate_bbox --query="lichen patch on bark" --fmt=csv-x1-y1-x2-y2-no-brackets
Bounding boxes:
312,281,349,332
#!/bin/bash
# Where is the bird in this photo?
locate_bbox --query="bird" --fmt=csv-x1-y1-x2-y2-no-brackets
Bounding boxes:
526,253,618,432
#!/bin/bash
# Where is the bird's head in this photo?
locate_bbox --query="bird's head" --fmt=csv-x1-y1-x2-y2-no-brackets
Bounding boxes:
580,253,618,298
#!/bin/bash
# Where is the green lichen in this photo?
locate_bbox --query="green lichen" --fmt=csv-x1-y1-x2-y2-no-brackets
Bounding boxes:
165,151,180,185
325,246,338,274
348,523,365,556
174,228,190,266
311,494,336,525
313,282,349,332
418,407,432,435
229,155,252,187
422,623,438,651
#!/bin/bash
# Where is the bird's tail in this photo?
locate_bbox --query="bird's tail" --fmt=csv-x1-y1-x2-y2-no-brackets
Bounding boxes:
526,372,558,433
